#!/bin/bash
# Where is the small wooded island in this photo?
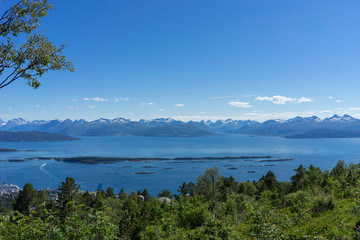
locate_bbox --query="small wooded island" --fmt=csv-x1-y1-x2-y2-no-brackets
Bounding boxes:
21,155,293,164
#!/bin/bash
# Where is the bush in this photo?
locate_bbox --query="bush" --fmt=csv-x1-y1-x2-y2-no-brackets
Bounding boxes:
312,195,335,214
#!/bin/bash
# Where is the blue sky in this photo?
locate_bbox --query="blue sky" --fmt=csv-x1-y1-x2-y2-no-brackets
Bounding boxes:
1,0,360,122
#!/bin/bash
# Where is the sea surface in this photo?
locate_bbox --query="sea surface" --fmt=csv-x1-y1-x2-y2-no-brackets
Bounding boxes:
1,134,360,195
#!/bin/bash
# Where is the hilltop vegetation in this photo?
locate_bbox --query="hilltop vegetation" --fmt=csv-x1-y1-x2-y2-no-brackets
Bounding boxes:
0,131,79,142
1,160,360,239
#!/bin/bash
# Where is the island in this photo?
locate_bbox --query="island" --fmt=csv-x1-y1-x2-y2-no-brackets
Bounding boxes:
0,131,80,142
20,155,289,164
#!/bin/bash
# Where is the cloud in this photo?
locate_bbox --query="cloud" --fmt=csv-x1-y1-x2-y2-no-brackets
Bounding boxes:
140,102,155,106
84,97,108,102
329,96,344,103
114,97,130,102
159,109,164,112
297,97,313,103
67,106,75,109
92,97,108,102
209,96,238,100
228,101,252,108
322,110,332,114
35,104,40,108
174,104,184,107
88,106,96,108
349,107,360,111
72,98,78,102
255,95,313,104
8,107,13,110
256,96,293,104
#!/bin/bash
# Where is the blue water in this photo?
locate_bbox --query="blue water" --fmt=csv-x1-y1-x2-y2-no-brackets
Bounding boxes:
1,134,360,195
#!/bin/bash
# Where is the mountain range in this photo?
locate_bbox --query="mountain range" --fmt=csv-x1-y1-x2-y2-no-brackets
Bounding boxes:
1,114,360,138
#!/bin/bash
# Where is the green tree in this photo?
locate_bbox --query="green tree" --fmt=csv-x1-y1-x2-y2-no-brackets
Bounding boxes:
0,0,73,90
257,170,279,192
158,189,172,199
105,187,115,198
196,167,221,219
177,181,196,197
13,183,37,215
58,177,80,217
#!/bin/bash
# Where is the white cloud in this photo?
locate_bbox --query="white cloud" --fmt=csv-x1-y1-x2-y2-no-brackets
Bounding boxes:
84,97,108,102
228,101,252,108
93,97,108,102
114,97,130,102
35,104,40,108
349,107,360,111
72,98,78,102
174,104,184,107
336,100,344,103
322,110,332,114
209,96,238,100
8,107,13,110
140,102,155,106
328,96,334,100
88,106,96,108
159,109,164,112
297,97,313,103
255,95,313,104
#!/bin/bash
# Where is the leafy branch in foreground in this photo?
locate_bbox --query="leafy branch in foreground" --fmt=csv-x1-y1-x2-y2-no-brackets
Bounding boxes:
0,0,73,90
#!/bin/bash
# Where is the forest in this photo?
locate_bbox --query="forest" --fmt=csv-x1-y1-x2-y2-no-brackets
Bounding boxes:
0,160,360,239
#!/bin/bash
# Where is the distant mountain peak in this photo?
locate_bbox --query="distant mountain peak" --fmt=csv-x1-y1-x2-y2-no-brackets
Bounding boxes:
342,114,356,121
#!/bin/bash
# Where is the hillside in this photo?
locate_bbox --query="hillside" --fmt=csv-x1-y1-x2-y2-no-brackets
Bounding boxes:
287,128,360,138
0,131,79,142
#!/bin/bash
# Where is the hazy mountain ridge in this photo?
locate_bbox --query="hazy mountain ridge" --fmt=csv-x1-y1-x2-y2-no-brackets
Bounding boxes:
2,114,360,137
232,114,360,137
0,131,80,142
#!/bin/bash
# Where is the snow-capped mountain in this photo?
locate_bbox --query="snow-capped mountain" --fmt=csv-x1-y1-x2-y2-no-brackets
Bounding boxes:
1,114,360,137
233,114,360,136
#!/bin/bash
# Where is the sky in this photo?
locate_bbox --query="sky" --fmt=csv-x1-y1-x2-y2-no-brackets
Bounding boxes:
1,0,360,122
